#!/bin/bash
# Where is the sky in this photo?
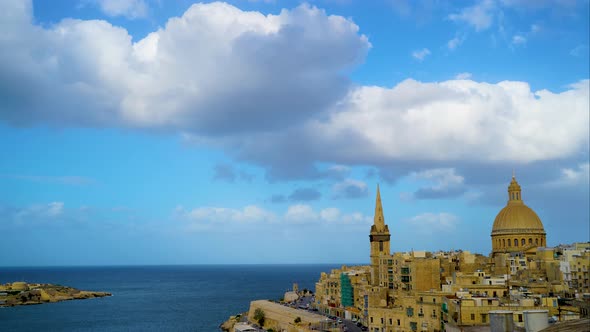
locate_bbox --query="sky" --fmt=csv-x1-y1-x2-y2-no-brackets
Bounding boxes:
0,0,588,266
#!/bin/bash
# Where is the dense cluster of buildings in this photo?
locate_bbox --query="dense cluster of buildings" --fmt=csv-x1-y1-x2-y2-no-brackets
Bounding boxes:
314,176,589,331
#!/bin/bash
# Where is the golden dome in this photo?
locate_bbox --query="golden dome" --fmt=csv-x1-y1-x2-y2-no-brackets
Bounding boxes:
491,176,546,236
492,204,545,234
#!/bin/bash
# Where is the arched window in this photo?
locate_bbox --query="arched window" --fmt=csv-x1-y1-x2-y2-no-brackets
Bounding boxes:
529,238,532,244
541,238,543,246
521,238,525,246
536,238,539,245
503,239,506,247
514,239,518,247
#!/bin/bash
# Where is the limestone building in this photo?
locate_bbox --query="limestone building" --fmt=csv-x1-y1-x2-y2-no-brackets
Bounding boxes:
491,175,547,256
311,177,587,331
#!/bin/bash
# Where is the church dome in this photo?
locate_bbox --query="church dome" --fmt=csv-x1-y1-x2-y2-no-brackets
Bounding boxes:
492,203,545,235
490,175,546,255
491,175,545,235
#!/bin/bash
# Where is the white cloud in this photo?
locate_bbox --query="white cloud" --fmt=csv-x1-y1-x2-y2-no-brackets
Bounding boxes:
339,212,371,224
512,35,527,45
176,204,370,230
570,44,588,57
47,202,65,216
0,1,588,182
284,204,318,223
409,168,466,199
180,205,277,224
406,212,459,233
95,0,148,19
307,79,589,164
530,24,541,33
0,1,370,135
286,205,371,224
412,48,431,61
319,207,340,222
332,178,368,199
455,72,472,79
447,36,464,50
412,168,464,187
13,202,64,221
448,0,495,31
553,163,590,186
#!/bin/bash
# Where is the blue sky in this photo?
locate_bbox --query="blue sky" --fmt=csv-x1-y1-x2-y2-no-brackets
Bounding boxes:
0,0,588,266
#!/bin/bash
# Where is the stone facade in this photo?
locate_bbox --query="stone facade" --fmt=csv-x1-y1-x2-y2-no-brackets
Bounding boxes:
313,182,586,332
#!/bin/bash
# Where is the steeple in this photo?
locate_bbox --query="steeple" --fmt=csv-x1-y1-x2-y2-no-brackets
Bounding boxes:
369,184,391,286
507,174,522,204
373,184,385,230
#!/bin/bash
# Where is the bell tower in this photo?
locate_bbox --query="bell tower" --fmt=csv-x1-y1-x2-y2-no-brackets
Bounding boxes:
370,184,390,286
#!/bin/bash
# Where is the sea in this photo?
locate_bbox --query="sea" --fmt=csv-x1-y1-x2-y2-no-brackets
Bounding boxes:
0,265,342,332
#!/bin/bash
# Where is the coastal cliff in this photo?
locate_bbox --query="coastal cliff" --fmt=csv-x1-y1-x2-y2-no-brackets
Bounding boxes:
0,282,111,307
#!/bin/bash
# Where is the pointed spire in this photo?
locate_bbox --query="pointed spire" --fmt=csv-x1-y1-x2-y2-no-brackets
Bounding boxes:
373,184,385,229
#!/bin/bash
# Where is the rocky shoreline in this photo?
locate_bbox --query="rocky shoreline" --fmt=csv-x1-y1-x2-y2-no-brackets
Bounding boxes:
219,312,248,331
0,282,111,307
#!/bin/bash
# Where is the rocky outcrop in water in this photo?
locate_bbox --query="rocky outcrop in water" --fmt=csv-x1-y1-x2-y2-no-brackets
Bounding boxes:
0,282,111,307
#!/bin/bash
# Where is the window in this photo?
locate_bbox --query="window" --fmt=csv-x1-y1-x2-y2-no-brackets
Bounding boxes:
370,317,373,323
433,298,436,304
536,238,539,245
471,314,475,320
514,239,518,247
381,318,384,324
481,314,487,323
397,319,401,326
521,239,525,246
407,307,414,317
410,322,417,331
503,239,506,247
389,319,392,325
529,238,532,244
379,241,383,251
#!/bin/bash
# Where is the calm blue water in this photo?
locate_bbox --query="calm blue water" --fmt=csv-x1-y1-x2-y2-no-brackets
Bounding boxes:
0,265,340,332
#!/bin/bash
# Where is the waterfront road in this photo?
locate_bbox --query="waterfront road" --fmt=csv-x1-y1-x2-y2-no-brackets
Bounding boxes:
341,319,363,332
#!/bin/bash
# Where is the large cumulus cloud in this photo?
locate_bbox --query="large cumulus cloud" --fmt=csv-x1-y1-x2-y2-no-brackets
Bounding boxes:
0,0,588,185
217,78,589,180
0,0,369,133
